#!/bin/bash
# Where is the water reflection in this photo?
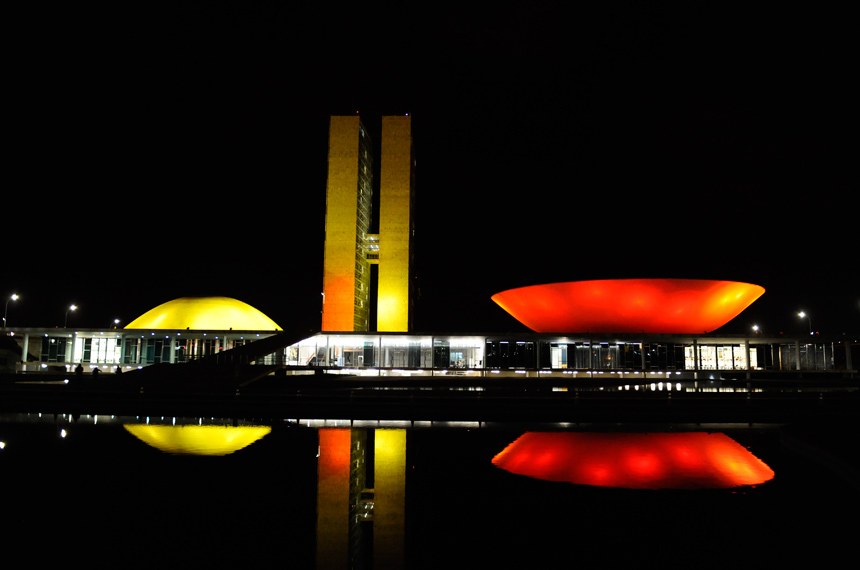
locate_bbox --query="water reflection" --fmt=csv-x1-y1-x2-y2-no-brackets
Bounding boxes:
123,424,272,455
0,413,856,569
491,432,775,489
316,428,406,570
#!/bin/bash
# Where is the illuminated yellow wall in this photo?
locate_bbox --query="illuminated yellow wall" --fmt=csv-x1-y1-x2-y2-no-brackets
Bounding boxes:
377,116,413,332
322,114,414,333
373,429,407,569
322,116,371,332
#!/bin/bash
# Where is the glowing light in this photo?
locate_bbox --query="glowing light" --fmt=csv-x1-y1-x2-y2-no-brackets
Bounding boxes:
317,428,352,474
491,278,765,333
124,424,272,455
64,304,77,328
124,297,282,330
3,293,19,330
797,311,813,335
491,432,774,489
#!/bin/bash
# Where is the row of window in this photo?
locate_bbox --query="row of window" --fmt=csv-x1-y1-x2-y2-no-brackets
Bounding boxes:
38,336,245,367
22,332,844,374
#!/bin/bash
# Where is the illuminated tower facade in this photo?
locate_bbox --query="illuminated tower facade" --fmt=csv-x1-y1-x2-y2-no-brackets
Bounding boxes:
376,116,414,332
321,114,414,332
322,116,375,332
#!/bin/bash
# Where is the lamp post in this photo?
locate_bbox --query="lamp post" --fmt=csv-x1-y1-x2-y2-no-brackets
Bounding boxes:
752,324,760,336
797,311,813,335
3,293,19,331
64,304,78,328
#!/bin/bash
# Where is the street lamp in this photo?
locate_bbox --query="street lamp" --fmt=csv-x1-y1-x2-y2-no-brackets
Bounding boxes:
3,293,19,331
797,311,813,335
112,318,121,329
64,304,78,328
752,324,761,335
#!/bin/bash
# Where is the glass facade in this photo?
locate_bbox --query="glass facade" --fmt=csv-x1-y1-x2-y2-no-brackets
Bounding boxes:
6,328,854,380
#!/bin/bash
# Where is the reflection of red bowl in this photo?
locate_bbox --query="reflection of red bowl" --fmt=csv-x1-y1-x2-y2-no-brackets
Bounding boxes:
491,432,775,489
490,278,765,334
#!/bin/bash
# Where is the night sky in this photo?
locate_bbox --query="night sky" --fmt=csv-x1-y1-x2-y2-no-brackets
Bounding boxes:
6,2,856,337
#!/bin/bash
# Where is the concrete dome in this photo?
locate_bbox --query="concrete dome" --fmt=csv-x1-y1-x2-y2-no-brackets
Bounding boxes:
124,296,282,331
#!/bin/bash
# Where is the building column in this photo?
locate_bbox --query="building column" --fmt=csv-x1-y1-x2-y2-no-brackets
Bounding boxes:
21,333,30,373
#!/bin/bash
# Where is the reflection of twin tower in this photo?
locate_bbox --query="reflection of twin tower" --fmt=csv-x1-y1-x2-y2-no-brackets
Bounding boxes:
322,115,414,333
319,115,411,567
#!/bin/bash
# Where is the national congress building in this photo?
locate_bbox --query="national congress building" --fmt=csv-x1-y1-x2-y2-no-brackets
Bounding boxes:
2,114,856,382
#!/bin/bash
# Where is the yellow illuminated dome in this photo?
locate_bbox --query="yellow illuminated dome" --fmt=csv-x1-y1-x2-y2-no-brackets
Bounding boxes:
124,296,282,330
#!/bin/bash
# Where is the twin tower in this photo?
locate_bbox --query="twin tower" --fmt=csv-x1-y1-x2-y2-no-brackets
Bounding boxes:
321,115,415,333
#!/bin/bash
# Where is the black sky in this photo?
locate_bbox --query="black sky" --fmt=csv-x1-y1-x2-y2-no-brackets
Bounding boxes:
6,2,857,337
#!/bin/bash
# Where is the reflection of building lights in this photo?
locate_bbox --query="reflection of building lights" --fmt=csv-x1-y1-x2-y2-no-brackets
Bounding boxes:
492,432,775,489
124,424,271,455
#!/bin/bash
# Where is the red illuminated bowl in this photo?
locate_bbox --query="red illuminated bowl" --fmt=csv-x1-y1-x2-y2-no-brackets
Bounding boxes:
490,278,765,334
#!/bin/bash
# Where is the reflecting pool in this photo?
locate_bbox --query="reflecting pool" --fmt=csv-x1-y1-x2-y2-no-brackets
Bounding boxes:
1,413,857,569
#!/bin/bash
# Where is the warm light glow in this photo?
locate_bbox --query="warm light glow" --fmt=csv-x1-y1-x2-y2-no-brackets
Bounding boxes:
317,428,352,474
377,115,413,332
316,428,353,569
123,424,272,455
124,296,282,330
374,428,407,565
322,115,368,332
491,278,765,333
491,432,775,489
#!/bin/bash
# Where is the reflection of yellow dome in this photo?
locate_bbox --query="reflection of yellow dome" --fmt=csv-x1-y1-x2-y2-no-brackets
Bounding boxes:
124,296,282,330
123,424,272,455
